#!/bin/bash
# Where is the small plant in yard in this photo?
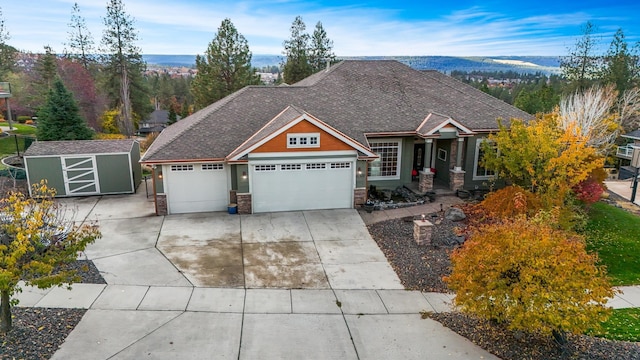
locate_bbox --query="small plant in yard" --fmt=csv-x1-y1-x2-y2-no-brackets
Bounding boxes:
446,216,615,344
0,181,101,333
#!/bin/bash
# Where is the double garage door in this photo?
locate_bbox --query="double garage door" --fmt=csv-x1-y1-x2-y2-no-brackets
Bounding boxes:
251,160,354,213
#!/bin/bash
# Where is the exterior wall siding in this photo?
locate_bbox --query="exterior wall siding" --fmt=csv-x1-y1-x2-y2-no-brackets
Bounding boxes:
252,120,353,153
25,157,67,196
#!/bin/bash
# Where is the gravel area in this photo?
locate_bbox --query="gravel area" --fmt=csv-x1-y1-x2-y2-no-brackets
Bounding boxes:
0,260,105,359
367,211,462,292
432,312,640,360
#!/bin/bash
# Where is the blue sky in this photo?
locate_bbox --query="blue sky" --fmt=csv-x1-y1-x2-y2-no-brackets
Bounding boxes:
2,0,639,56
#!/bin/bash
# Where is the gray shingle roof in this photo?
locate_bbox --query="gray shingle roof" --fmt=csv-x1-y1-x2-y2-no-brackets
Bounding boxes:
622,129,640,140
142,60,531,163
24,139,136,156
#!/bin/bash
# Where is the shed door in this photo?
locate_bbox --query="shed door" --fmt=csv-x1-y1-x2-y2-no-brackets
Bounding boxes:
61,156,100,195
251,160,354,213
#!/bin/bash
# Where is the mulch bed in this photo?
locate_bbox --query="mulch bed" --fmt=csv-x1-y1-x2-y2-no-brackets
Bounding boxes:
0,260,105,360
367,210,640,360
432,312,640,360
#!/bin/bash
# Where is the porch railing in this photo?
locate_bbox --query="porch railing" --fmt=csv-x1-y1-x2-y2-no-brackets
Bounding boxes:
617,145,635,158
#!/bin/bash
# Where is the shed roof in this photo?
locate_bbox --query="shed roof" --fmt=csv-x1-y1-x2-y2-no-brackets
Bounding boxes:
24,139,137,157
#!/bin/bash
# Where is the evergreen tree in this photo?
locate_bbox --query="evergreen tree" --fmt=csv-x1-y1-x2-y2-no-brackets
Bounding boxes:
308,21,336,72
65,2,95,71
191,18,259,109
167,107,177,125
100,0,150,136
601,28,640,96
35,45,58,91
561,22,601,92
0,7,16,79
36,77,94,140
282,16,312,84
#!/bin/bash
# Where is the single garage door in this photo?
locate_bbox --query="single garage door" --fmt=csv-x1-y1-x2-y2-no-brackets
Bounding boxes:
251,160,354,213
165,163,228,214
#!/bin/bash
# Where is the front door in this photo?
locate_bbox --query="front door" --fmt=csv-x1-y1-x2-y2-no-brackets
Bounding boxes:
413,143,424,178
434,140,451,185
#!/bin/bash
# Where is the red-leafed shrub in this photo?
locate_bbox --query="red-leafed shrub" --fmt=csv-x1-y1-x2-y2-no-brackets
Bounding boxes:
573,180,605,204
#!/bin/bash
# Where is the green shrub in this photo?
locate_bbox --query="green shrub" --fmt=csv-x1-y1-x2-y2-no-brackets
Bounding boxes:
16,116,30,124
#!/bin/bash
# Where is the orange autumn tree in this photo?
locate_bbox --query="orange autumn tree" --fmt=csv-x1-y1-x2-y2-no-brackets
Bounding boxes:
446,217,614,342
482,113,604,208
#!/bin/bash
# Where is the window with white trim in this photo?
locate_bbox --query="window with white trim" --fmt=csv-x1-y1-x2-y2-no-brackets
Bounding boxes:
171,164,194,171
255,164,277,171
306,163,326,170
287,133,320,148
202,164,224,171
368,140,401,179
330,162,351,169
473,139,496,180
437,148,447,162
280,164,302,171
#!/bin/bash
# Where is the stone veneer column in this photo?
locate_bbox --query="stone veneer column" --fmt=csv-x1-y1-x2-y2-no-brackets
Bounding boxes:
229,190,237,204
413,219,434,246
418,170,434,192
354,188,367,206
449,169,465,191
455,137,465,169
236,193,252,214
156,194,168,215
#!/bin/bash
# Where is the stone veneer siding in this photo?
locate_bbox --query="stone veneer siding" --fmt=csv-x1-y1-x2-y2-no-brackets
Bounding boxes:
413,219,433,246
156,194,168,215
449,169,465,191
354,188,367,206
418,170,434,192
237,193,252,214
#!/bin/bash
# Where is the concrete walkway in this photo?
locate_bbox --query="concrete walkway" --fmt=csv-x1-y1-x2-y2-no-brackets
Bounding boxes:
605,179,640,207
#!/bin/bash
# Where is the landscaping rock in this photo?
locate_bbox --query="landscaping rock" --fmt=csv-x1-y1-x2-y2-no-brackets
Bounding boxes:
445,207,466,221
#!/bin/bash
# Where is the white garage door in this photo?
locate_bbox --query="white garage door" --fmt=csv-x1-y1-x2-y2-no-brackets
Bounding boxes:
251,161,354,213
165,163,228,214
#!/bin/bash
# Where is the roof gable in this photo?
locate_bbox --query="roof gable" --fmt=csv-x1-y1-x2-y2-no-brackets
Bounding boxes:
227,105,376,161
417,112,474,137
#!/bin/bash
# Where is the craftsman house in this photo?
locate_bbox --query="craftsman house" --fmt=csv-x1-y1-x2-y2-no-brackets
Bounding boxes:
141,60,530,215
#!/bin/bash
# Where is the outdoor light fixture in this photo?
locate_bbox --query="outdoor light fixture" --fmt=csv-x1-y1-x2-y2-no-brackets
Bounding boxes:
357,167,362,176
242,171,247,180
158,173,163,179
421,214,426,222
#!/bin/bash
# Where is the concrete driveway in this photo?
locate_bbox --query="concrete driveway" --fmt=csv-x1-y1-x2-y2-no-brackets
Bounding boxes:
78,190,402,289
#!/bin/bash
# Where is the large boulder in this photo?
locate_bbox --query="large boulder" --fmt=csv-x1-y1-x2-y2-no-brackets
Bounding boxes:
445,207,466,221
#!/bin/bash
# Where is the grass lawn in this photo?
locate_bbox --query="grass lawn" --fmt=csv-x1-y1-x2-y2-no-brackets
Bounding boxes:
588,308,640,342
585,202,640,286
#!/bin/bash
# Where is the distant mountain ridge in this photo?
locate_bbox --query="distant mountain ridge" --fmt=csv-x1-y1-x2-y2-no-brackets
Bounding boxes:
142,54,561,75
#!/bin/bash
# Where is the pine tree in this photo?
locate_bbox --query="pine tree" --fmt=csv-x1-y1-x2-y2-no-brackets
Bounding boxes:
100,0,150,136
309,21,336,72
282,16,312,84
191,18,259,109
561,22,601,92
36,77,94,140
601,28,640,96
0,7,16,79
35,45,58,91
65,2,95,70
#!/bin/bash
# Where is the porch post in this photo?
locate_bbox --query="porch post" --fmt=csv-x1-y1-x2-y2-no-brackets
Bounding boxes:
455,137,464,170
419,139,435,192
423,139,433,172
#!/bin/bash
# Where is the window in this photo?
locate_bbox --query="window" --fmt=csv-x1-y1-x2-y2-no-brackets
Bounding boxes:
306,163,326,170
171,165,193,171
473,139,496,180
202,164,223,171
287,133,320,148
368,140,401,179
255,165,276,171
280,164,302,171
437,148,447,162
330,162,351,169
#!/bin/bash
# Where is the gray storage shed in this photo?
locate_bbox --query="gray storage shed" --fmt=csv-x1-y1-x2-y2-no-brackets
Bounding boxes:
24,139,141,197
